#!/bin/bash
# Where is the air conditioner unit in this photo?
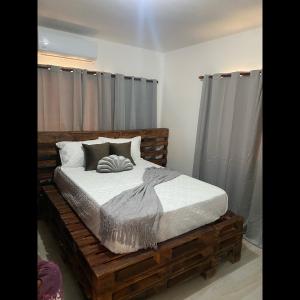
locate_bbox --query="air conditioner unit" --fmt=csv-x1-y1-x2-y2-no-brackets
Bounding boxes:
38,26,98,61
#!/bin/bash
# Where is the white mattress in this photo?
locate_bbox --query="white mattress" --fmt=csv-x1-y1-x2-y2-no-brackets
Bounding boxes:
54,159,228,253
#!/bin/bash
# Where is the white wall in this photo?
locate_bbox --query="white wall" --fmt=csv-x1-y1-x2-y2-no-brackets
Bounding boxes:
161,27,262,175
38,37,164,127
38,27,262,175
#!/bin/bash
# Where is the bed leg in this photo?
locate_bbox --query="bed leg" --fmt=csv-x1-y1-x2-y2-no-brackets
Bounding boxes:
202,267,216,279
91,273,114,300
229,241,242,263
202,256,218,279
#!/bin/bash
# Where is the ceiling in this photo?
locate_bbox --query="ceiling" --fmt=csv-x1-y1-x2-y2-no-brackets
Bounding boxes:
38,0,262,52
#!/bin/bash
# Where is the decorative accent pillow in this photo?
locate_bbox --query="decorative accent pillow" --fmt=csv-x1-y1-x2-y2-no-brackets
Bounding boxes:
97,136,141,163
97,155,133,173
56,139,104,168
109,142,135,165
82,143,110,171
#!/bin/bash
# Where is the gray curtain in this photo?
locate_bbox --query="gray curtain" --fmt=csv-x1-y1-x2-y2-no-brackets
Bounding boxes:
38,67,157,131
114,74,157,130
82,71,114,131
38,66,83,131
193,70,262,247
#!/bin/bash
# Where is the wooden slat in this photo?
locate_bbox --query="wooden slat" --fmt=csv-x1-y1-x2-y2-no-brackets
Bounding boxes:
38,171,53,181
66,223,86,232
172,239,204,258
147,158,167,166
71,228,92,239
167,261,210,287
38,148,57,160
38,160,57,169
80,244,108,256
38,143,57,149
140,140,168,148
113,272,164,300
38,129,169,143
76,236,99,247
141,149,167,158
171,247,213,274
115,257,157,282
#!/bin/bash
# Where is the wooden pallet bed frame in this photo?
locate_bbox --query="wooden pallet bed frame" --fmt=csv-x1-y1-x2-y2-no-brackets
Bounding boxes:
38,128,243,300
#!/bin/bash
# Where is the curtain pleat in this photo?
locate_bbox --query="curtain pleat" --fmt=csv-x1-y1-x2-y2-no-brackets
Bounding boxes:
58,68,71,130
43,66,60,130
82,71,99,130
192,75,212,179
193,70,262,247
98,73,113,130
38,69,45,131
129,78,137,129
245,135,262,246
72,69,83,131
114,74,126,130
151,81,157,128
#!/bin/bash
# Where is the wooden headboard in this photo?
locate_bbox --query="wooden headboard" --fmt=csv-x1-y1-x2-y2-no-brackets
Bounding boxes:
38,128,169,185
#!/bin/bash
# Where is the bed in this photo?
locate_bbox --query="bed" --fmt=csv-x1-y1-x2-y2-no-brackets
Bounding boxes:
38,128,243,300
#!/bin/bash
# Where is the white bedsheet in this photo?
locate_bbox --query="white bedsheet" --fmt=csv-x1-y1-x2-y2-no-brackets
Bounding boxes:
54,159,228,253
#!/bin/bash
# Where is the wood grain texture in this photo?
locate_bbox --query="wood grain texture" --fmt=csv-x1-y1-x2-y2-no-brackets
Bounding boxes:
42,184,243,300
37,128,169,186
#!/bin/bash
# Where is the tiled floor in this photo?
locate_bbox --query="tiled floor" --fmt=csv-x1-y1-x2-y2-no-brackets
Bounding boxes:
38,220,262,300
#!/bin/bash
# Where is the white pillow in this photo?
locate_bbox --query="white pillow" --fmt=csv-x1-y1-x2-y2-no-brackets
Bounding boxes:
97,136,141,162
56,139,104,167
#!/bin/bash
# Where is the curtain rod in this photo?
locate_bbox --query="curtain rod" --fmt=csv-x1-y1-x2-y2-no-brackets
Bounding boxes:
198,71,262,80
38,64,158,84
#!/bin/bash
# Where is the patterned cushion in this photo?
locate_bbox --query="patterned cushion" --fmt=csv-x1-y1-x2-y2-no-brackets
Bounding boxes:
97,155,133,173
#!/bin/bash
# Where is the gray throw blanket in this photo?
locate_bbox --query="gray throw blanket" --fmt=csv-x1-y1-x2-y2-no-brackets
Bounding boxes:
99,167,180,250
